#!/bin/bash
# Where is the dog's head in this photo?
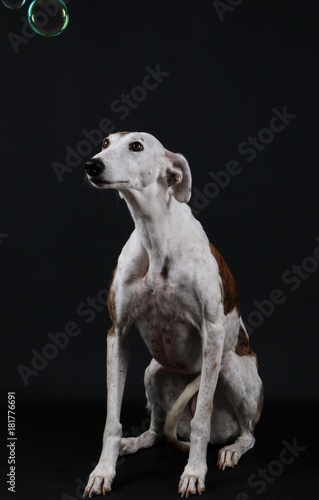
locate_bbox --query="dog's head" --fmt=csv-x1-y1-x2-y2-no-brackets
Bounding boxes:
85,131,192,203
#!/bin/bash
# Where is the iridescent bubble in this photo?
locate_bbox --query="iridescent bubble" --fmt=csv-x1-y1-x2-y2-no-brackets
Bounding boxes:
2,0,26,9
28,0,69,37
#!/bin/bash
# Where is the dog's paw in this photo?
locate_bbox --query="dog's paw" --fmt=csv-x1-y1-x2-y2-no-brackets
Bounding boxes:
217,446,240,470
83,464,115,498
178,464,207,497
119,431,160,456
119,437,139,456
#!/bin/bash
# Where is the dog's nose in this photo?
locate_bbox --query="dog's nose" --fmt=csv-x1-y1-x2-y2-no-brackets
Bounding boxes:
85,158,105,177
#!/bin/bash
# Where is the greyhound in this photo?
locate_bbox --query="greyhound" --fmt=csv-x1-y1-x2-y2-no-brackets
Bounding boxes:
83,131,263,498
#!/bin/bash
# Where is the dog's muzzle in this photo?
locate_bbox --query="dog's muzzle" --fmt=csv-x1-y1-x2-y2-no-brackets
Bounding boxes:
85,158,105,177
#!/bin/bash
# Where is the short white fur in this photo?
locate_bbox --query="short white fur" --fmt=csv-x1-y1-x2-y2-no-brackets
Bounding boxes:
83,132,263,498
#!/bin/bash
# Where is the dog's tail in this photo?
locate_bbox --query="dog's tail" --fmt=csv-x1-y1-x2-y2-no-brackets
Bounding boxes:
163,375,201,453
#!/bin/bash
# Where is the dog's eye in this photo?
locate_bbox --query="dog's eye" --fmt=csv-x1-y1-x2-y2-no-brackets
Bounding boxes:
129,141,144,152
102,138,109,149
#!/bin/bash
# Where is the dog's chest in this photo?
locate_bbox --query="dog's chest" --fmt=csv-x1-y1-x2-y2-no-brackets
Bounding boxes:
130,275,202,373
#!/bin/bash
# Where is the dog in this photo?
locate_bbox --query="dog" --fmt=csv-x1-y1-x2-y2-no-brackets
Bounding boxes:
83,131,263,498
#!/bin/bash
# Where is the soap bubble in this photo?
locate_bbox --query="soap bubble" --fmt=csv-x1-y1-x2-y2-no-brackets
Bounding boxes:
28,0,69,37
2,0,26,9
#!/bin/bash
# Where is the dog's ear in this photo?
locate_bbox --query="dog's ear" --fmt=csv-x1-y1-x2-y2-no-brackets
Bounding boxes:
161,150,192,203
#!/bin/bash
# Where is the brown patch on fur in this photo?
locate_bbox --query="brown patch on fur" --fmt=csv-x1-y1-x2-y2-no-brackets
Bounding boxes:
107,266,118,336
205,401,214,413
209,242,255,359
117,131,131,136
235,325,255,357
165,436,190,454
209,242,240,315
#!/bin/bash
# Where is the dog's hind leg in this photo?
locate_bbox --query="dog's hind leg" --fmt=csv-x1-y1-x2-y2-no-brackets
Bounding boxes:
216,351,263,470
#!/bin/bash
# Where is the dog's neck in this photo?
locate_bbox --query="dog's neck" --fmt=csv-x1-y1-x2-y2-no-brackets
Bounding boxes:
119,183,191,267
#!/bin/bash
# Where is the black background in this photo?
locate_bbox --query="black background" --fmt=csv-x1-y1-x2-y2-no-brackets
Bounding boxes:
1,1,318,499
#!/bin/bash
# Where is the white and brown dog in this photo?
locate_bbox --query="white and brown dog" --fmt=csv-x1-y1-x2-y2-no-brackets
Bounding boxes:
83,131,263,498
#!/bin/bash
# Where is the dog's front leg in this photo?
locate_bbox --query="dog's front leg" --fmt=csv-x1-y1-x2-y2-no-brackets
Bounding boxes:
84,328,129,498
178,320,224,498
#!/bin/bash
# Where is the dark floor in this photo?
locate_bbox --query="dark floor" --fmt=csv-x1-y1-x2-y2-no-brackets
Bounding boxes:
1,402,317,500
